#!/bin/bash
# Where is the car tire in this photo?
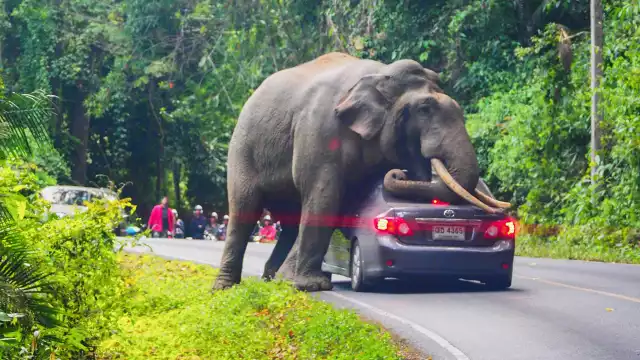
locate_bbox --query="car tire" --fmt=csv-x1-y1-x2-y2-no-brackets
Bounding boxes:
350,240,376,292
484,274,512,290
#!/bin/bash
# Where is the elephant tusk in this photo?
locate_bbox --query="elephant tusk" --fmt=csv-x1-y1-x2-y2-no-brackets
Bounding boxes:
474,188,512,209
431,159,502,214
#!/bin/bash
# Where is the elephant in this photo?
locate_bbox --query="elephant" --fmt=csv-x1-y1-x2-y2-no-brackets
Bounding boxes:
213,52,511,292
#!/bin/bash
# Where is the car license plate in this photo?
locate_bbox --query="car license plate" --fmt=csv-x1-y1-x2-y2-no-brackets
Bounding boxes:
432,225,465,241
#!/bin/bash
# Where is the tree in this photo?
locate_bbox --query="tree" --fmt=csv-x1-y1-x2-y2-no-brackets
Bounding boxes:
589,0,603,182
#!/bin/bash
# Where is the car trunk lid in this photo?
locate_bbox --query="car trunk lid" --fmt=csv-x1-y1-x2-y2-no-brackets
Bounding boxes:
385,202,506,247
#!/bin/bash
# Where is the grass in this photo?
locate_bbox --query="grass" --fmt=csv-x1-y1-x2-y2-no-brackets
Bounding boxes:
516,234,640,264
97,254,423,360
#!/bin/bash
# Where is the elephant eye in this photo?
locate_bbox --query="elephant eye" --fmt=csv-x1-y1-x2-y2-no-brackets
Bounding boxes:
417,97,438,116
417,103,432,116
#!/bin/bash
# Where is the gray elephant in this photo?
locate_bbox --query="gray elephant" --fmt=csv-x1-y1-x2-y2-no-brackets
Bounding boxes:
213,52,510,292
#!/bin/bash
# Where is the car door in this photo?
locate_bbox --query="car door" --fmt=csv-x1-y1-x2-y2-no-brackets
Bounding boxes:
323,178,386,275
323,228,352,276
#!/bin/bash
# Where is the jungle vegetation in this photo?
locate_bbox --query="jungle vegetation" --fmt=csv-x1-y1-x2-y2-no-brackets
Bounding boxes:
0,0,638,257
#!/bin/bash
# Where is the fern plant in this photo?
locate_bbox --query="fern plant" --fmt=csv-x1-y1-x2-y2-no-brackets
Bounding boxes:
0,83,56,349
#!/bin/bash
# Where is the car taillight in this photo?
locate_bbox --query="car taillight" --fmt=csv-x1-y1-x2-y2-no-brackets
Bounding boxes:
374,216,414,236
483,218,517,240
431,198,450,206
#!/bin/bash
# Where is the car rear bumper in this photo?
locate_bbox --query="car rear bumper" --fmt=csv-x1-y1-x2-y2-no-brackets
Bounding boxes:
364,235,515,280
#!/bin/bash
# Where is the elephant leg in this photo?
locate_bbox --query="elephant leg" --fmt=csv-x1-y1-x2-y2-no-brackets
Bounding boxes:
287,172,340,292
277,239,298,282
212,186,262,291
262,223,299,281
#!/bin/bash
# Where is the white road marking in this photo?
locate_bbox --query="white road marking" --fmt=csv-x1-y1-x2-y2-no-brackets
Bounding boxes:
326,291,470,360
515,275,640,304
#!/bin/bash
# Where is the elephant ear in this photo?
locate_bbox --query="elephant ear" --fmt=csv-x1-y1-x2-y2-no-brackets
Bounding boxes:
334,74,391,140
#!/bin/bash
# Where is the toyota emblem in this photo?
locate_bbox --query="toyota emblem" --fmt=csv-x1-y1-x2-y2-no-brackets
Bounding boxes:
444,209,455,218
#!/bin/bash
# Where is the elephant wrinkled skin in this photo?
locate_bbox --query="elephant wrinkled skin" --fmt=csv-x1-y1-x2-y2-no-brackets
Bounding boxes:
213,52,500,292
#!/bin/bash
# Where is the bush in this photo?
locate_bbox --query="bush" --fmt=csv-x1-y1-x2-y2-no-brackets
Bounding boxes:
0,159,134,359
98,254,404,360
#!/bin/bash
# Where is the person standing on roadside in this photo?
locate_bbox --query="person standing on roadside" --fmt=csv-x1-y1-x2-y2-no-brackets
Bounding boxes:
173,209,185,239
275,220,282,240
189,205,207,240
147,196,175,238
205,212,219,240
216,214,229,241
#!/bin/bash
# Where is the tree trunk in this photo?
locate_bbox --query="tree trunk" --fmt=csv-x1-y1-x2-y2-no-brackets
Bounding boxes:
69,87,89,185
173,160,181,213
149,83,165,201
590,0,603,182
52,8,64,149
156,144,164,201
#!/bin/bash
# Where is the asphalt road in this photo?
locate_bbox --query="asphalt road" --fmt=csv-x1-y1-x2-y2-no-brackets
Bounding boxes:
124,238,640,360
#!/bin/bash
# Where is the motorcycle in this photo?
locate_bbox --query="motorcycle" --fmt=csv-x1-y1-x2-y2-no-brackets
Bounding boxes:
204,231,217,241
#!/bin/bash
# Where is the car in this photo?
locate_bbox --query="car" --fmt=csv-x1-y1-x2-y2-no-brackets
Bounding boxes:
321,172,517,292
40,185,130,234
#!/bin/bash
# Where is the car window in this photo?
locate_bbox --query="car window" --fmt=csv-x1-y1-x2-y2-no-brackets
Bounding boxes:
62,190,92,205
42,188,103,206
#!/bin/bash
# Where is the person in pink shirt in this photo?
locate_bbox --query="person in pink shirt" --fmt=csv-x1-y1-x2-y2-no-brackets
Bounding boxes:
147,196,175,238
258,215,277,243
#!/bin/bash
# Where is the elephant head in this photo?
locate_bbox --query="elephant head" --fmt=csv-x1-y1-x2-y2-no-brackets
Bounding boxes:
334,59,510,213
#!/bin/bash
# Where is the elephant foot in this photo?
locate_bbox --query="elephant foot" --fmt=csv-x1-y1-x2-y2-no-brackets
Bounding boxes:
294,272,333,292
211,274,240,292
275,263,296,282
262,267,277,282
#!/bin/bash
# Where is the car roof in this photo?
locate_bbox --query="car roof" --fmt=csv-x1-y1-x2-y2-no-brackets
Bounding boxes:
369,172,493,205
342,171,502,218
41,185,118,199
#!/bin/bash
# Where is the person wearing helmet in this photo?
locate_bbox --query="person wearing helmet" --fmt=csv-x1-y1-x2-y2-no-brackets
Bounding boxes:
189,205,207,239
204,212,220,240
173,209,185,239
258,214,277,243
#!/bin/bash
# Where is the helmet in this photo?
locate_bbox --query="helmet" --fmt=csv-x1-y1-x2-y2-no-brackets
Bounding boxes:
194,205,203,211
211,212,218,218
223,215,229,220
263,215,271,221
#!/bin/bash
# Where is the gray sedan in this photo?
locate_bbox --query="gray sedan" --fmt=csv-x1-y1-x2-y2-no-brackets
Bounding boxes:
322,175,516,292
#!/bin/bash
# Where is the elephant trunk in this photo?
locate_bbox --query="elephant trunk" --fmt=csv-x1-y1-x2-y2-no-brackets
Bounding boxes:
384,138,511,213
383,169,448,199
384,161,507,214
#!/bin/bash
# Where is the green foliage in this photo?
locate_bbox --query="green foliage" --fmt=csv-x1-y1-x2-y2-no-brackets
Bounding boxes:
466,0,640,260
1,0,638,261
516,231,640,264
17,198,131,359
0,70,60,357
0,158,135,359
98,254,403,360
0,228,59,350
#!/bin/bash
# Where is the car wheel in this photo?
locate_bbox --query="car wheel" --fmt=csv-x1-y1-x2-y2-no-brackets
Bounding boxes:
350,240,375,292
484,274,512,290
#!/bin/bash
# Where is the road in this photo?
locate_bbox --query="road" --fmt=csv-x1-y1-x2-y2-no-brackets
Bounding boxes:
124,238,640,360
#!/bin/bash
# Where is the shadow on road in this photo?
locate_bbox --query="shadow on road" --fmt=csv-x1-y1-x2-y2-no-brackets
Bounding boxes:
332,279,525,295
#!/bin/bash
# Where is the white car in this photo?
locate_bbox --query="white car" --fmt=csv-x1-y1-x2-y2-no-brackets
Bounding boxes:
41,185,119,217
40,185,129,234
